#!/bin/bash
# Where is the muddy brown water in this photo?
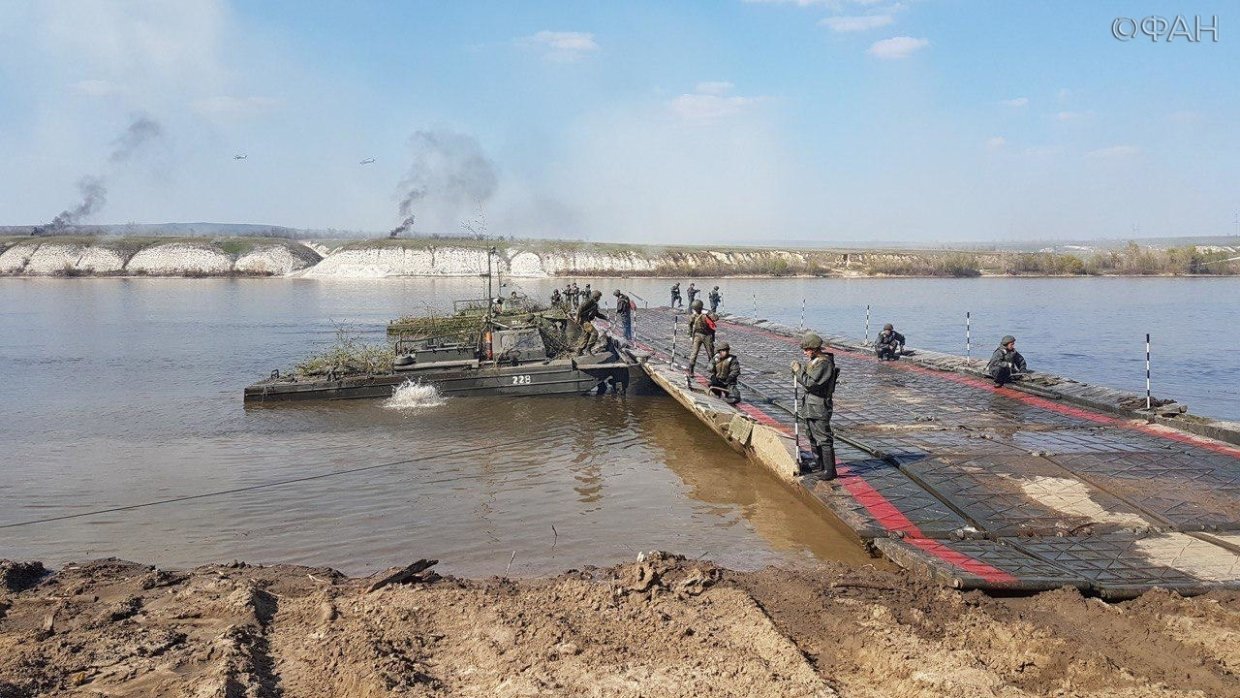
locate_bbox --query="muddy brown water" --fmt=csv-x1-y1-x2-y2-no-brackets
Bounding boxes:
0,278,869,576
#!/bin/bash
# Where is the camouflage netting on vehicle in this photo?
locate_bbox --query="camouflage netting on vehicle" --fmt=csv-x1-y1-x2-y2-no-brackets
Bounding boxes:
295,327,396,379
388,314,487,343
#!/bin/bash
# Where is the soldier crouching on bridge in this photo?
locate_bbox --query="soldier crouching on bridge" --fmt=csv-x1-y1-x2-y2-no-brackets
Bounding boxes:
875,323,905,361
987,335,1028,386
708,342,741,404
687,299,716,376
575,290,608,355
792,332,839,479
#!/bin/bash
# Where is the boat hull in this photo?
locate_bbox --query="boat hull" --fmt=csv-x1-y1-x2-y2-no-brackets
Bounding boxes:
244,360,654,403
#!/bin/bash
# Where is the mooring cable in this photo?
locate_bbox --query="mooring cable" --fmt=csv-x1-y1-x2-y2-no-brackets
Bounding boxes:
0,434,552,530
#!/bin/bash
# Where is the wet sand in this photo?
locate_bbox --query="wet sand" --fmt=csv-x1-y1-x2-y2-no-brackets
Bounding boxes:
3,555,1238,697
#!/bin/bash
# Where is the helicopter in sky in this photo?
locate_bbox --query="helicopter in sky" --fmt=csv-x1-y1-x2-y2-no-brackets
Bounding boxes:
233,154,247,160
360,157,375,165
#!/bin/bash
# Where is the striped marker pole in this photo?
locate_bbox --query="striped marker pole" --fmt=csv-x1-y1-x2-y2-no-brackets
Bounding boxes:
670,315,678,367
966,311,972,359
1146,333,1152,411
752,293,758,317
865,305,871,343
799,297,806,331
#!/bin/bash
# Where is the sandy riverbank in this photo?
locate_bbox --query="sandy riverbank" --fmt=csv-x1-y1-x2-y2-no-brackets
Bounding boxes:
2,554,1237,697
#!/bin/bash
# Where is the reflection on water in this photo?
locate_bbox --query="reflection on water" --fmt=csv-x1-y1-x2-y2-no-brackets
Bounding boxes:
0,279,871,575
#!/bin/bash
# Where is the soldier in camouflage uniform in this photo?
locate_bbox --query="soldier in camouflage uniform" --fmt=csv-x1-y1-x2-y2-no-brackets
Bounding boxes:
708,286,722,313
687,299,716,376
792,332,839,479
575,290,608,355
708,342,741,404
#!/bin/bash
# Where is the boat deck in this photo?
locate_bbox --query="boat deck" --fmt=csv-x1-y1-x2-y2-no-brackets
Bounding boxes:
627,307,1240,597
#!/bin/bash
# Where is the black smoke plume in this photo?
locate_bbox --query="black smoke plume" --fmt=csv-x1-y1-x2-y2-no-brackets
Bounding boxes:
39,115,164,234
48,177,107,229
392,129,498,236
109,117,163,164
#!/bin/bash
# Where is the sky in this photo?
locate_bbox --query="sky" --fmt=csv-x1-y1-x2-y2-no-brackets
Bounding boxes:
0,0,1237,244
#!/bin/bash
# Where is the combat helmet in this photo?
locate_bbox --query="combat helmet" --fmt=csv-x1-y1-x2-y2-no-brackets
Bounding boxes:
613,289,621,296
716,341,731,352
883,323,894,331
800,332,823,350
1001,335,1016,346
592,290,602,299
691,299,704,310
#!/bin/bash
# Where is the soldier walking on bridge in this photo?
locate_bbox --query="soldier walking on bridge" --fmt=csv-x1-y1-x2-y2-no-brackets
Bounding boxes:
792,332,839,479
550,287,562,309
687,299,716,376
670,282,683,308
687,283,699,304
708,286,722,313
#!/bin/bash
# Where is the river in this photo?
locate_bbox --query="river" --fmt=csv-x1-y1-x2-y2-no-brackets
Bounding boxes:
1,276,1234,576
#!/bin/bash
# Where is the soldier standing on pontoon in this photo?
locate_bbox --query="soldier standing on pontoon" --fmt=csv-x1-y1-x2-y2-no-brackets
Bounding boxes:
792,332,839,479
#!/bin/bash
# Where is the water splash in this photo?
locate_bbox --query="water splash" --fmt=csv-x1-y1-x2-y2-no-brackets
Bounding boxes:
384,380,446,411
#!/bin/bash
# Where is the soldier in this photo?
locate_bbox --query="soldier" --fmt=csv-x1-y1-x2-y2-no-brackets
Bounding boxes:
708,286,722,313
584,283,592,302
575,290,608,355
613,289,634,341
987,335,1028,386
562,284,573,309
792,332,839,479
687,283,699,304
874,323,906,361
670,282,683,308
570,282,581,307
708,342,741,404
687,299,716,376
551,287,562,308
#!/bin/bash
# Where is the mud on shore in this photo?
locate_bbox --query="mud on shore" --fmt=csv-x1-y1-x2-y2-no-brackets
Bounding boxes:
1,555,1238,697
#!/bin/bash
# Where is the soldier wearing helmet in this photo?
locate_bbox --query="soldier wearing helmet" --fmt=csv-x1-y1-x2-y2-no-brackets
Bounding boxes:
708,286,722,313
708,341,741,404
791,332,839,479
875,323,906,361
670,282,683,309
574,289,608,355
687,298,716,376
986,335,1027,386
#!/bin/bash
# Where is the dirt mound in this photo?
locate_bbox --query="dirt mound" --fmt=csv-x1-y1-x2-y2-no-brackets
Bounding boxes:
1,555,1237,697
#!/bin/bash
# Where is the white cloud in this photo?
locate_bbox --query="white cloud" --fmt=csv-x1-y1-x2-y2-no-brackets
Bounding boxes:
819,14,894,32
985,136,1006,151
745,0,885,6
193,95,282,116
518,30,599,62
670,94,756,121
867,36,929,59
1001,97,1029,108
1085,145,1141,159
70,79,125,97
668,82,763,121
694,81,734,96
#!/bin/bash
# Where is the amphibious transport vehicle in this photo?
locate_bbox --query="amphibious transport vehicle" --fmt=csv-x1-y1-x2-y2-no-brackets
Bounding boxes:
244,296,650,403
